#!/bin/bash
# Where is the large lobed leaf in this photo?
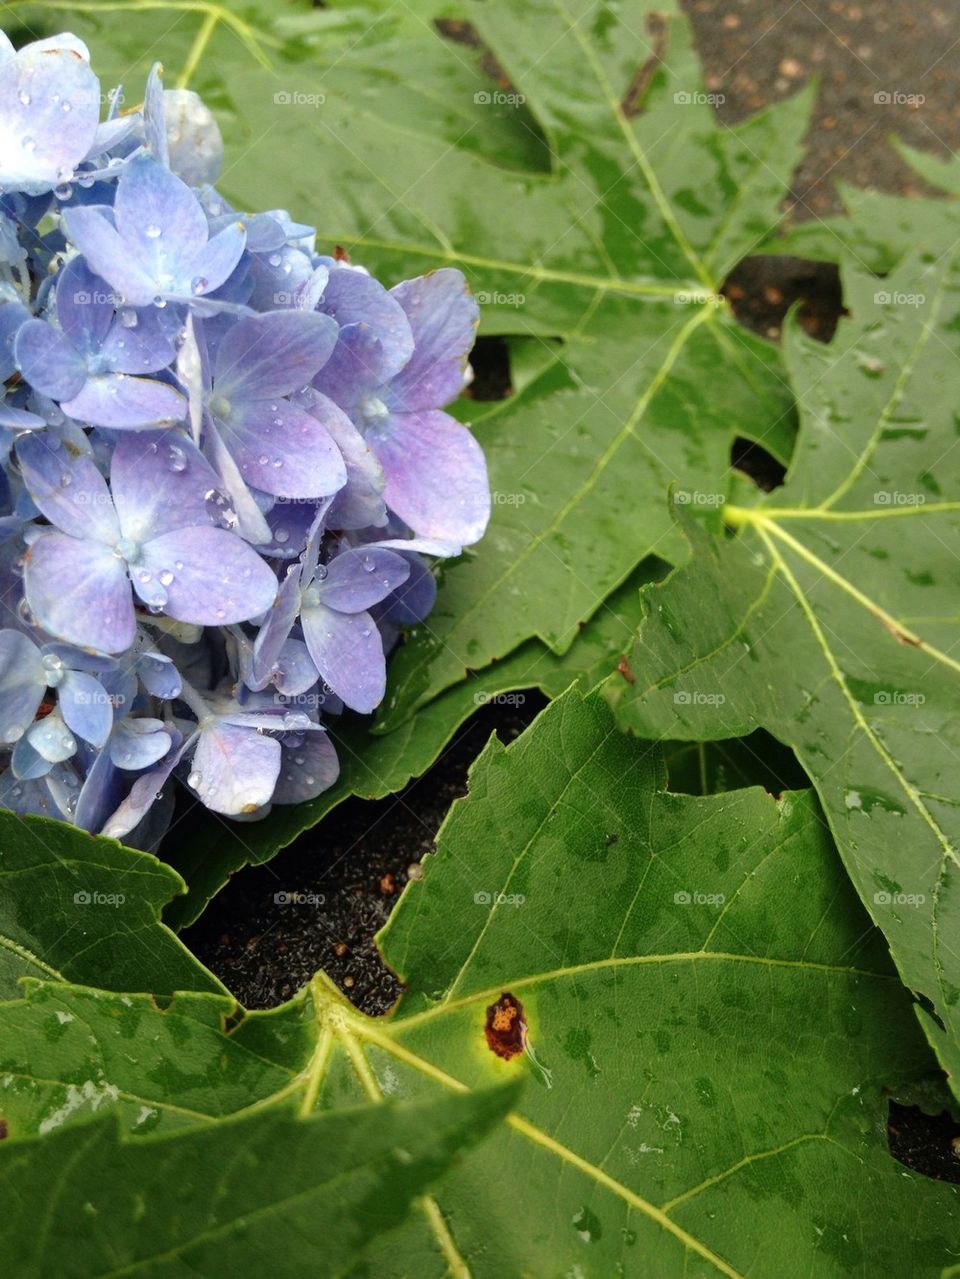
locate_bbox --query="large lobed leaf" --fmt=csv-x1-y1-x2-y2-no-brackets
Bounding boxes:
607,250,960,1092
0,810,222,998
1,691,955,1275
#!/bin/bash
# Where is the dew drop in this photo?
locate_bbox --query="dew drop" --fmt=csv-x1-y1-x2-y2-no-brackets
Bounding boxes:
145,224,162,238
274,528,289,545
158,569,174,586
120,309,138,329
18,90,31,106
187,770,202,790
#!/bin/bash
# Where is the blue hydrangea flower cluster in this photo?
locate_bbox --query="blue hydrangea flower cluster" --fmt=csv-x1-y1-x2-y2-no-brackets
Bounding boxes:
0,34,490,844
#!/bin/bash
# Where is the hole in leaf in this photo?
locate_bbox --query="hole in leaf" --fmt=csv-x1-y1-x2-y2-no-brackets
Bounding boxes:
723,255,844,344
731,436,786,492
664,730,810,797
888,1101,960,1184
466,335,513,401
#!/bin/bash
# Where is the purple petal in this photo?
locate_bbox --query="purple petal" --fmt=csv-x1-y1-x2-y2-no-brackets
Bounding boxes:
0,300,31,380
201,419,273,545
319,399,387,530
272,728,339,804
25,709,76,764
24,532,135,653
136,651,182,699
17,433,119,542
55,257,115,354
139,527,277,625
301,604,385,714
314,267,413,403
249,562,301,688
15,319,86,400
214,309,339,400
100,732,189,840
368,408,490,546
109,717,172,770
272,638,319,697
0,36,100,194
114,153,207,283
179,221,246,298
61,373,186,429
387,269,478,411
317,547,409,613
100,302,182,374
221,397,346,499
111,430,220,541
378,552,437,625
58,669,112,747
63,210,157,306
261,499,318,559
74,742,122,833
12,734,52,780
0,629,45,743
189,719,281,815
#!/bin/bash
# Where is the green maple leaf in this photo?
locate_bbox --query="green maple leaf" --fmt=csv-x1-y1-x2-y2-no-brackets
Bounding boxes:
2,691,956,1275
607,248,960,1092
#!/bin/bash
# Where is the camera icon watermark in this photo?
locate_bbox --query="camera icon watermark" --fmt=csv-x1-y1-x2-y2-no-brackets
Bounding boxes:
673,490,725,506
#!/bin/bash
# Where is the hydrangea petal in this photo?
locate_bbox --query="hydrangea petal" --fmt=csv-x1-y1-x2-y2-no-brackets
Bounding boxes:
114,153,207,280
318,547,409,613
136,651,182,699
180,221,246,299
58,669,112,747
221,397,346,499
190,719,281,815
63,210,157,306
139,526,276,625
24,531,135,653
368,408,490,546
109,717,172,770
0,35,100,194
0,629,45,743
249,562,301,688
17,433,119,543
272,727,338,804
301,603,385,714
111,430,219,541
214,310,339,400
26,709,76,764
387,269,478,411
14,319,87,400
61,372,186,428
314,267,413,402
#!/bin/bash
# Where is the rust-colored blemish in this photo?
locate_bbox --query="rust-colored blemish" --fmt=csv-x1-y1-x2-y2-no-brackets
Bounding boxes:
484,991,526,1061
880,614,921,647
615,655,635,684
0,1118,8,1140
333,244,350,262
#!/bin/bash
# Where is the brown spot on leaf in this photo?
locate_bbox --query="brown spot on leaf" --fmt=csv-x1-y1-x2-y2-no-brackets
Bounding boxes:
333,245,350,262
621,13,668,116
484,991,526,1060
616,656,635,684
0,1118,7,1140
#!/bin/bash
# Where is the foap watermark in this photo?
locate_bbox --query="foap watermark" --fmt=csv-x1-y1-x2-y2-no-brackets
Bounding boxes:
673,490,725,507
473,691,527,707
74,890,125,906
474,890,525,907
873,90,925,107
272,291,312,309
874,490,926,506
492,490,526,505
674,890,725,906
274,890,326,906
474,90,526,107
874,290,925,307
874,890,925,907
673,90,725,106
673,691,725,706
273,90,326,108
674,288,724,307
476,290,525,307
874,690,925,706
74,289,124,306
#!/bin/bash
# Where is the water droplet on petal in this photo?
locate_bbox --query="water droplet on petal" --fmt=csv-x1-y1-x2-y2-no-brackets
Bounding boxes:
146,224,162,238
158,570,174,587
